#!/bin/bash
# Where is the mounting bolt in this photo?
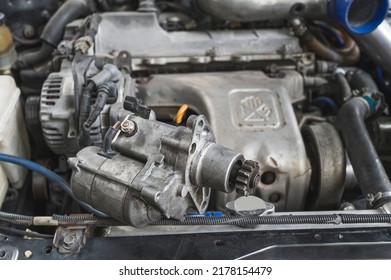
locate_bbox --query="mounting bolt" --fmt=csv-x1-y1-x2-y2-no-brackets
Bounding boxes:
24,250,33,259
314,234,322,241
291,18,307,37
23,25,35,38
121,120,137,135
63,235,75,249
41,10,51,20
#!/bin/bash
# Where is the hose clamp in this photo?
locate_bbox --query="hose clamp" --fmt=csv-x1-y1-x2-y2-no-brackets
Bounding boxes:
362,92,383,115
368,192,391,207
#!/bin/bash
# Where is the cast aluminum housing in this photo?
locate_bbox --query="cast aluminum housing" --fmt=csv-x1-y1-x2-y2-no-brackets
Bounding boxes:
139,71,311,211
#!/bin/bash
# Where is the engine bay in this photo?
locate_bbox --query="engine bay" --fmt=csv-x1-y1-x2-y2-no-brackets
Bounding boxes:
1,0,391,259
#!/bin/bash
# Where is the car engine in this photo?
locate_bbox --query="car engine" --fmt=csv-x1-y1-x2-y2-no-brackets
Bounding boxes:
1,0,391,259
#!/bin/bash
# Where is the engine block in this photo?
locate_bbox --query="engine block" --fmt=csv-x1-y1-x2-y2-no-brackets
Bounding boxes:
139,71,311,211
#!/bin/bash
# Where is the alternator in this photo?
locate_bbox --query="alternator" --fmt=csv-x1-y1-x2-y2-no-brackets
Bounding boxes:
69,114,259,227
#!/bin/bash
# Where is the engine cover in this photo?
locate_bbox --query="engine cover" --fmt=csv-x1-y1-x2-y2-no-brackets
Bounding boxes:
139,71,311,211
91,12,311,73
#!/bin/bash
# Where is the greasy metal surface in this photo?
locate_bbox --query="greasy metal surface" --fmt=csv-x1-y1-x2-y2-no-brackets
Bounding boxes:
40,69,80,156
139,71,311,211
70,115,244,227
53,227,88,254
302,122,346,210
93,12,307,71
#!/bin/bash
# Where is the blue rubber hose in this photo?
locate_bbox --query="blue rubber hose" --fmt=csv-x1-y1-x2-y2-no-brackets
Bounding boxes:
330,0,389,34
0,153,107,217
312,97,339,115
314,22,345,47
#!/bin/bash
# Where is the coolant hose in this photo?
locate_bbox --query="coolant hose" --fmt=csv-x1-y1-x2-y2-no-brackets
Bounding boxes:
0,153,107,217
17,0,93,68
335,72,352,105
16,42,54,69
349,69,381,94
196,0,389,34
339,95,391,208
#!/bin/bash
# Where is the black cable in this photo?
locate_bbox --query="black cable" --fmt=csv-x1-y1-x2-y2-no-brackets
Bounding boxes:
80,81,118,147
153,215,340,226
0,211,33,226
2,211,391,228
153,214,391,226
72,54,94,129
0,225,53,239
52,214,122,227
72,52,82,127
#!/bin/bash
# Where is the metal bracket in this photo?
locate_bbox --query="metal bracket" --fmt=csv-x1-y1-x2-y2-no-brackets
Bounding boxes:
53,226,91,254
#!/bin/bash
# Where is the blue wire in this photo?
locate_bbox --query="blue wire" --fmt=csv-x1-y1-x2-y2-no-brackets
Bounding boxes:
0,153,107,217
312,97,339,115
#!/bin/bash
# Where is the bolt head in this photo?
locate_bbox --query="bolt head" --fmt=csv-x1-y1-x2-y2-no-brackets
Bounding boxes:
63,235,75,248
24,250,33,259
121,120,136,134
23,25,35,38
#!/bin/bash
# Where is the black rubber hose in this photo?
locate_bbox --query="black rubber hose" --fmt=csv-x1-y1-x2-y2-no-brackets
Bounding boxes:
79,82,95,131
17,0,92,68
99,122,120,158
335,72,352,106
16,42,54,69
339,97,391,207
84,82,117,129
96,0,111,11
349,69,379,93
41,0,92,46
80,81,117,147
20,66,50,83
